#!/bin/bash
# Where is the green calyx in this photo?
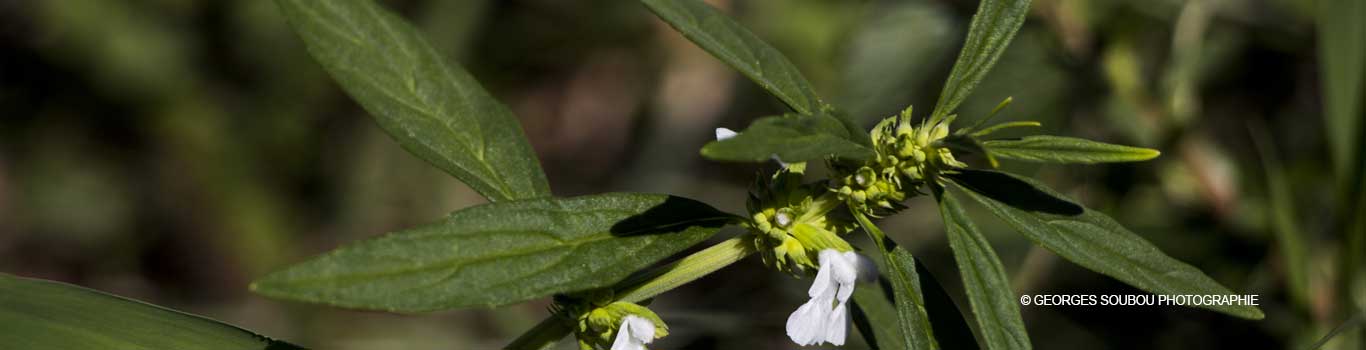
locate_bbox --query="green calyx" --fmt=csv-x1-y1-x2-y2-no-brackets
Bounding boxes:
559,298,668,350
746,168,855,274
877,106,967,181
835,106,967,216
831,164,907,215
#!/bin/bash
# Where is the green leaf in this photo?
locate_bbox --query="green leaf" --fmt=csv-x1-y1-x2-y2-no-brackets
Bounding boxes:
941,134,1000,168
945,169,1082,216
1316,0,1366,183
930,0,1032,123
251,193,731,312
276,0,550,202
935,189,1032,350
702,113,875,163
640,0,822,116
855,214,939,350
965,120,1039,138
950,175,1265,320
851,288,903,350
982,136,1160,164
838,2,958,125
0,274,302,349
912,258,982,350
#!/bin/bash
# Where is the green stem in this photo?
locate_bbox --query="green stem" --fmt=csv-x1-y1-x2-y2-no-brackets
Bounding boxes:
615,235,756,303
504,235,756,349
855,211,889,246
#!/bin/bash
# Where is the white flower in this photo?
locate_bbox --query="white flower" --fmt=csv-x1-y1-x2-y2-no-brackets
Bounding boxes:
610,315,657,350
715,127,739,141
786,249,876,346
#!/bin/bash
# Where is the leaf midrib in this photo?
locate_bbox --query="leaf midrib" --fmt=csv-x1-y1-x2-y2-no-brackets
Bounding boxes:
305,0,516,200
270,214,728,286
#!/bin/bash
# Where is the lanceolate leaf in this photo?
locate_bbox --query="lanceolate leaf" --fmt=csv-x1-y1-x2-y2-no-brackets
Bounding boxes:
852,286,904,350
936,189,1031,350
982,136,1160,164
276,0,550,202
930,0,1032,123
912,258,982,349
702,113,875,163
640,0,822,116
855,214,939,350
951,176,1265,320
0,274,302,349
945,169,1081,216
252,193,731,312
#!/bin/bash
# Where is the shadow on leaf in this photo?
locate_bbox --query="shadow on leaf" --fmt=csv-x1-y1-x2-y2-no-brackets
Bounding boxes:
609,196,731,237
945,169,1083,216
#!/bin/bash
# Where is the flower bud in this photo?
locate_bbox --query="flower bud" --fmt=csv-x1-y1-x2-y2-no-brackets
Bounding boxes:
572,301,669,350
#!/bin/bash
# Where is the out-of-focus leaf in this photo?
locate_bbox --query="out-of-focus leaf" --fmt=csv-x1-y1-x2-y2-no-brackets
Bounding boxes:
1316,0,1366,183
1321,0,1366,331
640,0,822,116
838,2,957,124
1308,311,1366,350
936,189,1032,350
1249,124,1310,309
0,274,302,349
930,0,1033,123
252,193,731,312
981,136,1160,164
275,0,550,202
702,113,874,163
855,214,940,350
35,0,196,99
952,176,1266,320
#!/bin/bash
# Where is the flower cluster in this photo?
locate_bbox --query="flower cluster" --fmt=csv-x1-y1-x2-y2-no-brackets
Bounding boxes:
834,107,965,216
728,106,971,347
744,170,875,346
559,111,967,349
747,168,855,274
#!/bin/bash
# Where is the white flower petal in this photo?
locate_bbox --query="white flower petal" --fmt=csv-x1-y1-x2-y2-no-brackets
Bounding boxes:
610,319,640,350
823,249,859,286
715,128,738,141
825,302,849,346
790,250,872,347
836,279,856,303
786,298,829,346
808,255,835,299
625,315,655,344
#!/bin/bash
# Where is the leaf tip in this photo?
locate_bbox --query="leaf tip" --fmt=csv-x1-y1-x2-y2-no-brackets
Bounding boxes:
1139,148,1162,160
699,141,723,159
1240,306,1266,320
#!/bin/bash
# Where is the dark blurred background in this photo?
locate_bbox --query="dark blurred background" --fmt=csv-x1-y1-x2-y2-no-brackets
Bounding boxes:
1,0,1358,349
